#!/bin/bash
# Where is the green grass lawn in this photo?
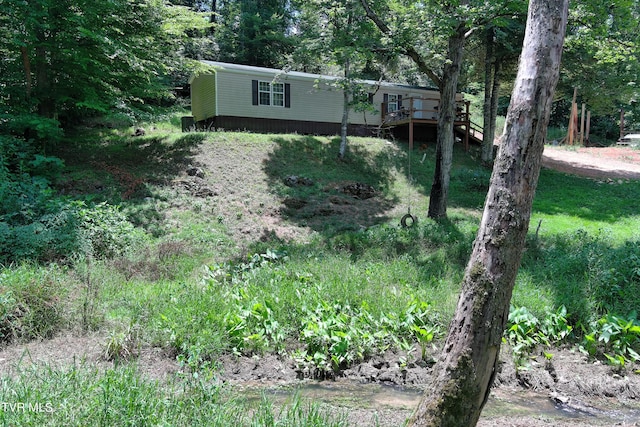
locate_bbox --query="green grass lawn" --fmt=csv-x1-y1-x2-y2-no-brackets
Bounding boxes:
2,115,639,425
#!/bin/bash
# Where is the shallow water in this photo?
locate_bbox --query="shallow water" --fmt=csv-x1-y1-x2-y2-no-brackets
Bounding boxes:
238,379,640,425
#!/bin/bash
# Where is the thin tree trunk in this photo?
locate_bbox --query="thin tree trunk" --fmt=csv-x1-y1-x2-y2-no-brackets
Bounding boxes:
209,0,217,35
428,21,466,219
339,58,350,159
481,27,495,165
482,60,501,165
35,44,53,118
20,46,32,99
408,0,568,425
488,61,501,150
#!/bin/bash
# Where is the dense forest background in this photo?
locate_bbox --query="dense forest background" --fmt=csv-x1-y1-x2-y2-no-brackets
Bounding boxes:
2,0,639,136
1,0,639,262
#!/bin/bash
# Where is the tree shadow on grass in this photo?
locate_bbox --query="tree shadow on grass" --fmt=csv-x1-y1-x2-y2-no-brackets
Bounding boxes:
388,142,492,212
261,135,474,278
533,168,640,223
56,132,208,235
61,132,206,187
262,135,401,236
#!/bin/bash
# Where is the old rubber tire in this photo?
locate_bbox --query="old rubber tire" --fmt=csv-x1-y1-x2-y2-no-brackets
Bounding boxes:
401,213,416,228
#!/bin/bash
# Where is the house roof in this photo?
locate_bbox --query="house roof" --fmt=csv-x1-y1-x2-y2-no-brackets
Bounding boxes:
198,61,439,92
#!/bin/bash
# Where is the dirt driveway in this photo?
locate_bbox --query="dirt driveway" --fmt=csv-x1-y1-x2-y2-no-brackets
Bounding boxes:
542,145,640,179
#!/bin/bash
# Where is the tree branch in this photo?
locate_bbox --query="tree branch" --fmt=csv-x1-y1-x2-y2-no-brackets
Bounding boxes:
359,0,442,89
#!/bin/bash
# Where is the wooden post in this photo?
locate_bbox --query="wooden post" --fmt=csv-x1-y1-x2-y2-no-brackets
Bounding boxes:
465,101,470,151
566,87,577,145
409,119,414,150
579,103,586,146
586,110,591,145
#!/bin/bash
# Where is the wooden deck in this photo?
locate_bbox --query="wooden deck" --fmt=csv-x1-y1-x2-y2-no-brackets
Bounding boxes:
380,97,482,150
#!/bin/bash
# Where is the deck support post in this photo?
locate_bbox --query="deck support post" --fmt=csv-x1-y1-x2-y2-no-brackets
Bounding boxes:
409,119,414,150
464,126,469,152
409,97,414,150
464,101,470,151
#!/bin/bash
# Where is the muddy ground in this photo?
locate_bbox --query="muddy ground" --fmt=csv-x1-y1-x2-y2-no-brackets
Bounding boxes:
1,332,638,426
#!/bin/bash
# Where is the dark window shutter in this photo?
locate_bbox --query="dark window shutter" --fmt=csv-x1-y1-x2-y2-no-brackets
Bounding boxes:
368,93,374,104
398,95,403,108
284,83,291,108
383,93,388,114
252,80,258,105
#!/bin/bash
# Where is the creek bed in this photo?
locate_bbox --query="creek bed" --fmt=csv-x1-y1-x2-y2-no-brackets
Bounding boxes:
236,379,640,426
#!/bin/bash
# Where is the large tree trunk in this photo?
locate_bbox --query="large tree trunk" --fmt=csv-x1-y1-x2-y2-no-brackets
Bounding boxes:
427,22,466,219
408,0,568,425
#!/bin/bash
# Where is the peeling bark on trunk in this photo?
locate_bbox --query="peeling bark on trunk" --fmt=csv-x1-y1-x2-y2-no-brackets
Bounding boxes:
408,0,568,425
427,22,466,220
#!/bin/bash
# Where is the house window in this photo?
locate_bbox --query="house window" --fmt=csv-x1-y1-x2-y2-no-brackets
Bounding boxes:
252,80,291,108
259,81,271,105
272,83,284,107
387,94,399,112
258,81,284,107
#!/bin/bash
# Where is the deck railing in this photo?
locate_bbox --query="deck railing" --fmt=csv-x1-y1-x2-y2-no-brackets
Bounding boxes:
381,97,471,125
380,96,475,150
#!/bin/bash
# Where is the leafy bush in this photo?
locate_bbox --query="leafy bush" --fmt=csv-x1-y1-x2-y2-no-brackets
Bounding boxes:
0,199,143,264
76,202,143,258
0,114,63,146
1,133,143,263
294,299,439,377
224,289,286,356
504,305,572,368
582,313,640,368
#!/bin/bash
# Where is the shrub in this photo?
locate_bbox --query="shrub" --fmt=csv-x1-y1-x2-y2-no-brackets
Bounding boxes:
0,200,143,264
76,202,143,258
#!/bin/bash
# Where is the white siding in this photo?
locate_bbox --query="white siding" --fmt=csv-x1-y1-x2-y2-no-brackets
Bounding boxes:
190,74,217,122
191,62,448,126
215,70,347,123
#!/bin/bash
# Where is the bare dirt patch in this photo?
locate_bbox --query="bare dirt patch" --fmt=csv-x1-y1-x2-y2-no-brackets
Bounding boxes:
0,333,180,382
542,145,640,180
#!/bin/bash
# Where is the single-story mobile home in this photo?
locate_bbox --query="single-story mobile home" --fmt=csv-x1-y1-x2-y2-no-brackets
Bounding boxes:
189,61,474,147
